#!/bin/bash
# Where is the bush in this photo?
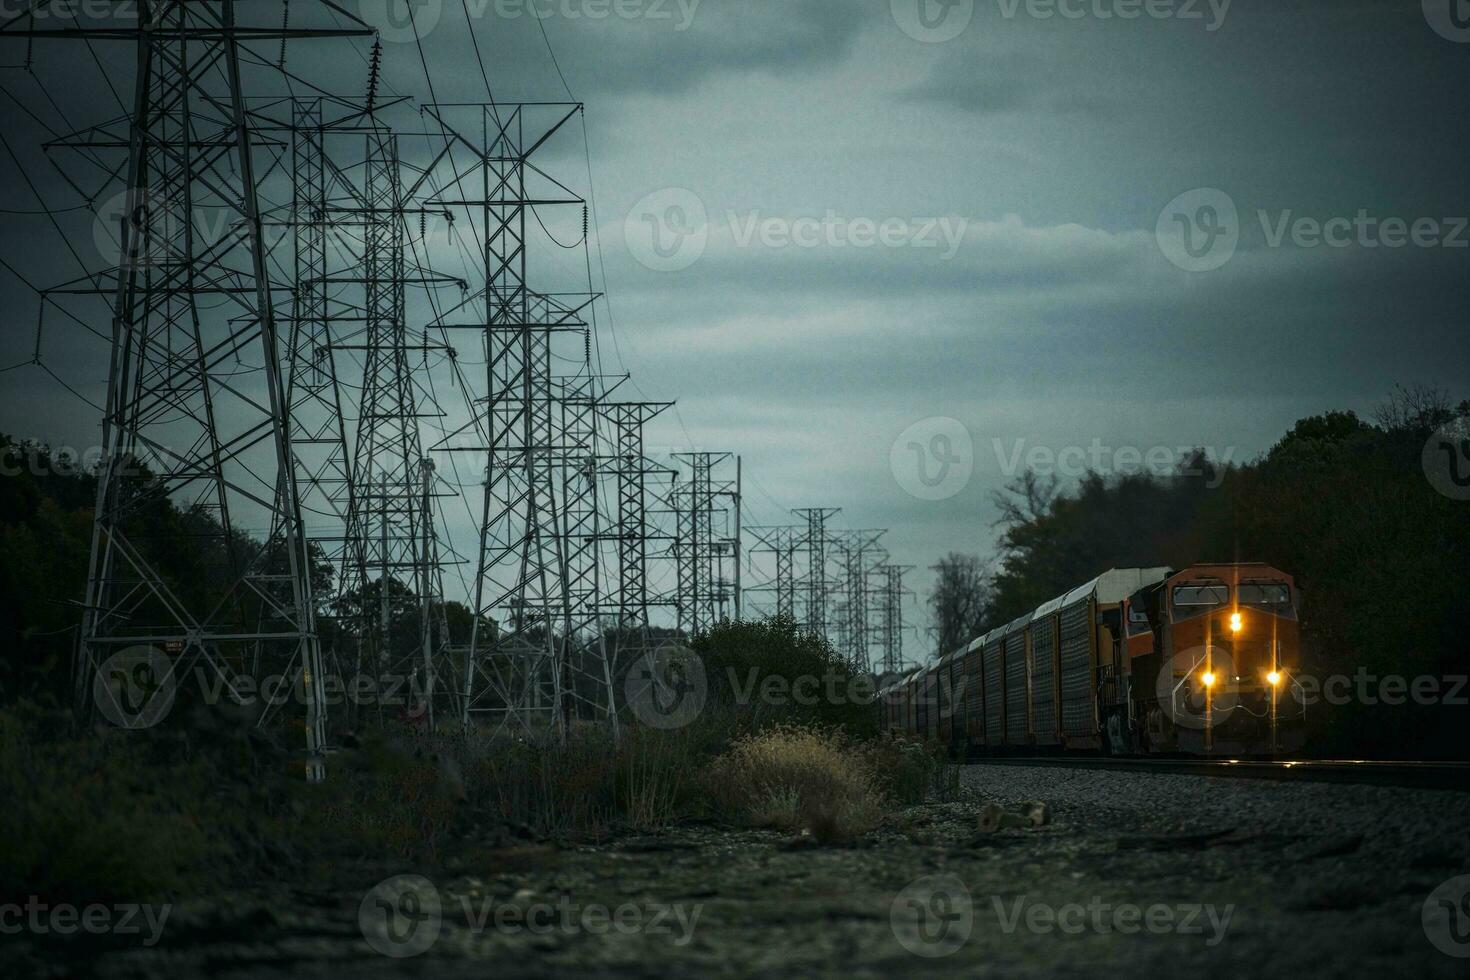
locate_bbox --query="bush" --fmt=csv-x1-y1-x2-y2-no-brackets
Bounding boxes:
692,618,877,738
705,725,885,843
855,733,961,805
0,703,248,905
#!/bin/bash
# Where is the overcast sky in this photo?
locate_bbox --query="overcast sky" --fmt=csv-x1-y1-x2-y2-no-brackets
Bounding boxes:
0,0,1466,661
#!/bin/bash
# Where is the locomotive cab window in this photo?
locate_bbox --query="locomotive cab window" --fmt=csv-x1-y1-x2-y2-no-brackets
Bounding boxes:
1239,582,1291,606
1172,584,1229,607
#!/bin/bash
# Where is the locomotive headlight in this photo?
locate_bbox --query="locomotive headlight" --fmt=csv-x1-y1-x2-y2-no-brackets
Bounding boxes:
1229,612,1243,633
1201,671,1216,687
1267,670,1281,686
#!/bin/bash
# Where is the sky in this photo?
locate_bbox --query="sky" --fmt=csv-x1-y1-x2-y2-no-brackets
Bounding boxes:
0,0,1466,664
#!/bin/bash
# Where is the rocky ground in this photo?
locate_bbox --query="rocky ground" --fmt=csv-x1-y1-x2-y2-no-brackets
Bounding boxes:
8,764,1469,978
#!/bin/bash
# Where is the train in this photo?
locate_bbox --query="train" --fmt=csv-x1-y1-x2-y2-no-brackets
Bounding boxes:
878,563,1305,756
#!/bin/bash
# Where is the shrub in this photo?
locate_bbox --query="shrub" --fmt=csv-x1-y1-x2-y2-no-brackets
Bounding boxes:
692,618,878,738
0,703,242,905
856,733,962,805
705,724,885,843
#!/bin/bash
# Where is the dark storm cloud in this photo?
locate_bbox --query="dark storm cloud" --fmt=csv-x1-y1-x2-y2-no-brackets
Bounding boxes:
0,0,1465,657
900,49,1115,117
367,0,874,101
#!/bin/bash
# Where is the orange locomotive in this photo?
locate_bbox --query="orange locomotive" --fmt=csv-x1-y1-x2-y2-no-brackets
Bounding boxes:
879,563,1305,756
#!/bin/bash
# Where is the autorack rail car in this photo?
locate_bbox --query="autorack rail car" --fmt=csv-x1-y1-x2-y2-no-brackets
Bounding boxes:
879,563,1305,756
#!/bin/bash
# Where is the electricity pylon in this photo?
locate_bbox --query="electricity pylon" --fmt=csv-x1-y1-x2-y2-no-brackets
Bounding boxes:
793,507,840,639
879,563,912,674
744,525,803,622
834,529,886,671
422,102,615,738
672,452,741,635
597,401,675,670
10,2,373,781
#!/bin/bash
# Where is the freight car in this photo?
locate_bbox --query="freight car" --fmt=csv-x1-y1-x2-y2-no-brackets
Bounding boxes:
879,563,1305,756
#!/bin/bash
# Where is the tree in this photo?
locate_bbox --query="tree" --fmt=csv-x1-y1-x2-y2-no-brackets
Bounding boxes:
926,553,994,660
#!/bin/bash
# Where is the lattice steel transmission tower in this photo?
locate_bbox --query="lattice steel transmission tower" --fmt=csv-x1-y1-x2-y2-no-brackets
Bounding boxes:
744,525,803,622
422,103,615,737
672,452,742,635
348,115,462,727
834,529,886,671
254,97,372,722
12,2,372,781
596,401,674,662
792,507,840,639
878,564,912,673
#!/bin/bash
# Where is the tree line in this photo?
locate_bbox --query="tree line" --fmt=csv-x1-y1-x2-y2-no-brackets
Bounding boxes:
926,386,1470,756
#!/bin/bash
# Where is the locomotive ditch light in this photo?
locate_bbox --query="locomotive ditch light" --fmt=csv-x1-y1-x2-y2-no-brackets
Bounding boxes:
1229,611,1243,633
1201,671,1216,687
1267,671,1282,685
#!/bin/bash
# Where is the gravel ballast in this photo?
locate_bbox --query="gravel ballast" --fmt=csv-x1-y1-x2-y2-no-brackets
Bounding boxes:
6,763,1466,978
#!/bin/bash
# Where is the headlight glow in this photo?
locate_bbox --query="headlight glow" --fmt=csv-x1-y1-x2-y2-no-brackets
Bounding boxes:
1229,612,1243,633
1201,671,1216,687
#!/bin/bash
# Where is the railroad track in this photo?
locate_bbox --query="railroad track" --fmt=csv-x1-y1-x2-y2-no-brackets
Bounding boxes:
969,756,1470,792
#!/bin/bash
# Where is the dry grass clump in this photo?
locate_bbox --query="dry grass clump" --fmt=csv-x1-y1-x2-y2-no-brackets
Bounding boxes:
705,724,885,843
